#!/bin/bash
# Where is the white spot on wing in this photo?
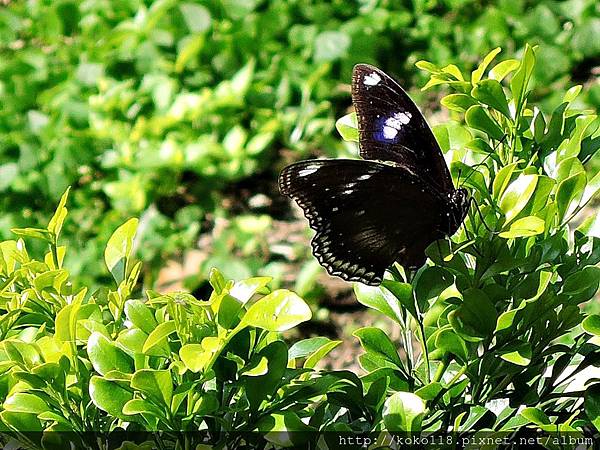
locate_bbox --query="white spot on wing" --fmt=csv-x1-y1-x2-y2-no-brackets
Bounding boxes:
380,111,413,141
357,174,371,180
298,166,319,177
364,72,381,86
383,125,398,139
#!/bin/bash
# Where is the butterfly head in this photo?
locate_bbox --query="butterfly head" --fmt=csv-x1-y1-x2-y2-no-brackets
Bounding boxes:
448,188,470,234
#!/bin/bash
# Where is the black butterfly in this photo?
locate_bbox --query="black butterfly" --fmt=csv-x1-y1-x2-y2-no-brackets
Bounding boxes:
279,64,470,286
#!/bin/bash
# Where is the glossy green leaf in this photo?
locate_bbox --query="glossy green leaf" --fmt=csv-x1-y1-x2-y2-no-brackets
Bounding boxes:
499,174,538,223
142,321,176,354
441,94,478,112
584,384,600,431
89,376,134,420
87,332,134,376
179,344,212,373
583,315,600,336
124,300,158,335
104,218,138,284
258,411,315,447
472,79,511,118
242,289,311,332
489,59,520,82
499,341,531,366
556,172,586,222
354,283,404,324
465,105,504,141
499,216,545,239
47,187,70,242
434,328,468,363
521,407,550,426
335,112,358,142
510,44,536,110
3,393,50,415
471,47,501,83
131,369,173,406
353,327,402,369
383,391,426,432
229,277,271,304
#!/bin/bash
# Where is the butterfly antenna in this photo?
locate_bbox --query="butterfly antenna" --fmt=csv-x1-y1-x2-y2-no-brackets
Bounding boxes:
459,134,508,189
469,197,500,234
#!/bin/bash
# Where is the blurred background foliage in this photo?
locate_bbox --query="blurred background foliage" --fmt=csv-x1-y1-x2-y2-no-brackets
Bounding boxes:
0,0,599,298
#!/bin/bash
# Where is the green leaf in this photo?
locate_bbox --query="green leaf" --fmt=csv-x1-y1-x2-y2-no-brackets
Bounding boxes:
353,327,402,369
510,44,536,110
556,172,586,222
179,3,211,33
175,34,204,73
383,392,426,432
353,283,404,324
499,174,538,224
448,288,497,341
304,339,340,369
314,31,350,62
521,407,550,426
3,393,50,415
434,328,468,363
471,47,501,84
562,267,600,296
471,79,511,118
122,398,165,419
241,356,269,377
583,315,600,336
142,321,176,354
229,277,271,304
335,112,358,142
244,341,287,410
499,216,545,239
499,341,531,366
104,218,138,285
10,228,53,243
415,382,443,401
489,59,520,82
242,289,311,332
258,412,315,447
584,384,600,431
289,337,332,360
131,369,173,406
441,94,478,112
381,280,416,319
179,344,212,373
47,187,70,242
124,300,158,335
465,105,504,140
87,332,134,376
89,376,134,420
492,161,520,199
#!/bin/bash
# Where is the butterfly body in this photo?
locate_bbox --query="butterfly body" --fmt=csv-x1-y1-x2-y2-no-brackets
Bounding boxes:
279,64,469,285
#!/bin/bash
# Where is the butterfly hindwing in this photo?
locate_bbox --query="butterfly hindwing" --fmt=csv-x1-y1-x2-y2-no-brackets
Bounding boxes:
352,63,454,193
279,159,450,285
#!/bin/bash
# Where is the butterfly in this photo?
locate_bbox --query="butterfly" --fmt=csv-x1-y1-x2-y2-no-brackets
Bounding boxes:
279,64,470,286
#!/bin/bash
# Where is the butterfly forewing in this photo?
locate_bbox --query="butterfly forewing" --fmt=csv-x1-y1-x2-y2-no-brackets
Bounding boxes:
279,159,450,285
352,63,454,193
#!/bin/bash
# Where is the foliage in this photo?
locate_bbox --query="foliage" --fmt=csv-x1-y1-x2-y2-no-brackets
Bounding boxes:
337,46,600,438
1,0,598,290
0,199,380,448
0,46,598,448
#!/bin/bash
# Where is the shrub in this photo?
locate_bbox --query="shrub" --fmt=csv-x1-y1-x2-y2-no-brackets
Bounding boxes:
0,44,599,448
338,45,600,439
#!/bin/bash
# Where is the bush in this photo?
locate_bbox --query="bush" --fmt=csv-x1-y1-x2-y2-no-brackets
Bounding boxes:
0,46,599,448
340,45,600,438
